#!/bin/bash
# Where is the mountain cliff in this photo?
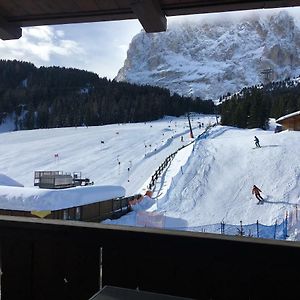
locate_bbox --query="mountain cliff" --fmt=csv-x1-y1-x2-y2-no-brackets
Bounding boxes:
116,10,300,100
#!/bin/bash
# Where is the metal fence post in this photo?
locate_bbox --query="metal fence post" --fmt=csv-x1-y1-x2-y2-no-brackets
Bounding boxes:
220,221,225,234
240,221,244,236
273,220,277,240
285,211,289,238
237,221,244,236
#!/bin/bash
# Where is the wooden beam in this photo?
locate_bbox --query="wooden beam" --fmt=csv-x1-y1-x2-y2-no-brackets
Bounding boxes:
130,0,167,33
163,0,300,17
0,16,22,40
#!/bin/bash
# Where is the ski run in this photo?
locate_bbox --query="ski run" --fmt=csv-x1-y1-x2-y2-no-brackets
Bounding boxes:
0,114,300,241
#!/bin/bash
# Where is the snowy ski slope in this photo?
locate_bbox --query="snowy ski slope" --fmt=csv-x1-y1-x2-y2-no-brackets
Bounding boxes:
0,115,215,196
1,115,300,239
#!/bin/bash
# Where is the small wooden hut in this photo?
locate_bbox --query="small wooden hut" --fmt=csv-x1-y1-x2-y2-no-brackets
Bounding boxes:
276,111,300,131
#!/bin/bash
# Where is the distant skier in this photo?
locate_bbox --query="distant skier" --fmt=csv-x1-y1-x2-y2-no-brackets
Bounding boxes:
254,136,261,148
252,185,264,204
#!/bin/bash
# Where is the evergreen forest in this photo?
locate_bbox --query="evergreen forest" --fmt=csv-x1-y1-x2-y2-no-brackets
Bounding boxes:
0,60,215,130
219,79,300,129
2,59,300,132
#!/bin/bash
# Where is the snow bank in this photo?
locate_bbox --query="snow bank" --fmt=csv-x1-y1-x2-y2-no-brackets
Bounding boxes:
0,173,24,187
130,195,155,212
0,185,125,211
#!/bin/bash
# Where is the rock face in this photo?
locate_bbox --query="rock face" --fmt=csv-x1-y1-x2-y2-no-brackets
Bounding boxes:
116,11,300,100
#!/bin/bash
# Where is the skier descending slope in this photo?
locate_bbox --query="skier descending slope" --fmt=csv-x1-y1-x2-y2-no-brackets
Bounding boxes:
254,136,261,148
252,185,264,204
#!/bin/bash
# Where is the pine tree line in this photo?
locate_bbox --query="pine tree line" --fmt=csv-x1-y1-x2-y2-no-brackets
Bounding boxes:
219,79,300,129
0,60,215,130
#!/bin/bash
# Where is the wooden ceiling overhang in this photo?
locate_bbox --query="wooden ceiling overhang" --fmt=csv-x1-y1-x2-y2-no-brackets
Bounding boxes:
1,0,300,40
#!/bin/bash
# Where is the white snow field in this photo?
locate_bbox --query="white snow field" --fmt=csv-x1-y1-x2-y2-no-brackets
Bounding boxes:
1,115,300,240
0,114,215,195
0,184,125,211
104,122,300,240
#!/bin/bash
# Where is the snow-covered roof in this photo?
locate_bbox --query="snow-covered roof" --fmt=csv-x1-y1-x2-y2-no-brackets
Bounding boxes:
0,185,125,211
276,110,300,122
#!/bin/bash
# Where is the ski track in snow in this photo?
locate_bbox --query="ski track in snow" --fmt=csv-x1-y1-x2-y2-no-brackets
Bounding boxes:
1,116,300,240
156,126,300,229
106,122,300,240
0,115,216,197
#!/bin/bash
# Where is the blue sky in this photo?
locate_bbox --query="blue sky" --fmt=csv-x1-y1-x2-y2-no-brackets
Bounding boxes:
0,19,142,79
1,7,299,79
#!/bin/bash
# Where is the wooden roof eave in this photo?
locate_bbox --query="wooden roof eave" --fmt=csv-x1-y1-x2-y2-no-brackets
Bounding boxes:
2,0,300,39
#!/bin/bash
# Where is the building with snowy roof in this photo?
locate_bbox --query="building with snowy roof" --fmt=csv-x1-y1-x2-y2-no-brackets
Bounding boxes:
276,110,300,131
0,178,129,222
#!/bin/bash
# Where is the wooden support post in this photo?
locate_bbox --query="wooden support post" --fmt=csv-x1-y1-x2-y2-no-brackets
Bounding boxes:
130,0,167,33
0,16,22,40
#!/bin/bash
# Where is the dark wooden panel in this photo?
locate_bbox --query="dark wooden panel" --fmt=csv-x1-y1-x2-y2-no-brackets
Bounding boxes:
0,199,120,223
81,202,100,222
31,240,99,300
163,0,300,16
67,207,76,220
131,0,166,32
9,210,26,217
1,236,99,300
1,216,300,299
75,0,120,12
113,200,121,212
2,0,300,36
100,201,113,220
1,238,32,299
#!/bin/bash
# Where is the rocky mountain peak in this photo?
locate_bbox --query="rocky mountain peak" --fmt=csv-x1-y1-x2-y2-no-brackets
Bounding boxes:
116,10,300,100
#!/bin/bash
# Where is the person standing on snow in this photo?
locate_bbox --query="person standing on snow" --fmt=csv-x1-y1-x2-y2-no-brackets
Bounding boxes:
254,136,261,148
252,185,264,203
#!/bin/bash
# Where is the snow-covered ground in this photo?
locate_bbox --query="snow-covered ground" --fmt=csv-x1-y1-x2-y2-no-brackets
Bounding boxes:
104,122,300,240
0,115,215,195
0,184,125,211
1,115,299,240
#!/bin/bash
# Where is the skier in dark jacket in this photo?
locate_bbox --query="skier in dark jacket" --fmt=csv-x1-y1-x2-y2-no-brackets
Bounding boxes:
254,136,261,148
252,185,264,203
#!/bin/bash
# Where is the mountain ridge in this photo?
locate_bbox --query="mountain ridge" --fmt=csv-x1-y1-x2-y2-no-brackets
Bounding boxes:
116,10,300,100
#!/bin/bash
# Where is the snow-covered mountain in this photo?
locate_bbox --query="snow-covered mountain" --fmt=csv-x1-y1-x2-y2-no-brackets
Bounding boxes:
116,10,300,100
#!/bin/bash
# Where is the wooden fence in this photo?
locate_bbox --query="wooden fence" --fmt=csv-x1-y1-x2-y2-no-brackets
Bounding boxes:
148,125,214,191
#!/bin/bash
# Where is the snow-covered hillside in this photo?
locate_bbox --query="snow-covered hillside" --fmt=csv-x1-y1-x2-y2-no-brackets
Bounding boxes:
116,10,300,100
105,123,300,240
1,116,300,240
158,127,300,225
0,115,215,196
